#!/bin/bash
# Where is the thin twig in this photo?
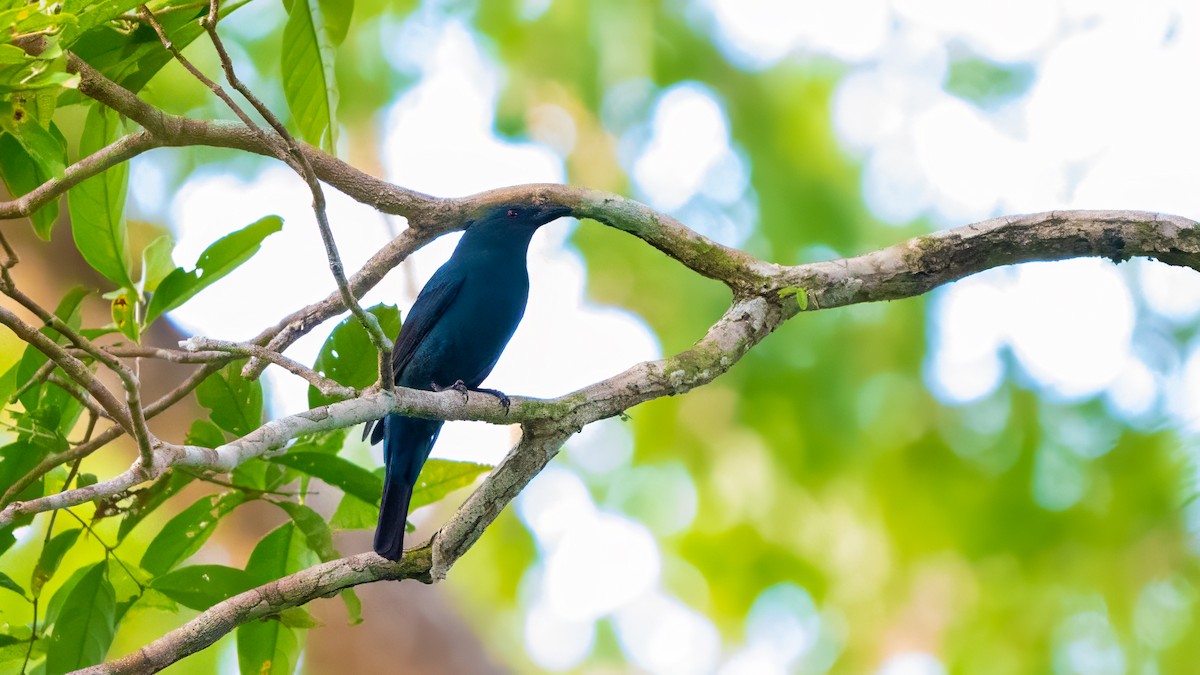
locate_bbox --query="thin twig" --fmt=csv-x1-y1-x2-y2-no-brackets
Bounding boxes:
0,227,18,267
78,345,227,364
136,5,290,164
47,373,115,421
180,336,357,399
0,130,162,221
0,361,227,508
177,468,301,497
8,359,56,404
61,508,144,592
0,305,131,430
0,269,155,467
199,0,394,389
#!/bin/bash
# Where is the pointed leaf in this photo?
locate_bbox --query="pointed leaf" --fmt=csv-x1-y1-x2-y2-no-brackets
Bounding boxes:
0,132,59,238
140,491,246,575
281,0,352,152
0,103,66,178
68,105,132,288
196,360,263,437
269,452,383,504
144,215,282,324
410,459,492,511
308,303,400,407
138,233,175,294
31,527,80,598
237,616,298,675
238,524,311,675
45,562,115,675
330,493,377,530
150,565,256,612
0,570,25,598
272,501,338,562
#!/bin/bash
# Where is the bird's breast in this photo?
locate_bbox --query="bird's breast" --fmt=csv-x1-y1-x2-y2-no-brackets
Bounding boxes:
402,270,529,390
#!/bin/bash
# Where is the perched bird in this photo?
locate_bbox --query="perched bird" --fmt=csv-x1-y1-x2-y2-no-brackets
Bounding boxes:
365,202,571,560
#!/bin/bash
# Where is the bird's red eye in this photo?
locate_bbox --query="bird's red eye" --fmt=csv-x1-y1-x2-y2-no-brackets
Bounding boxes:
507,209,519,218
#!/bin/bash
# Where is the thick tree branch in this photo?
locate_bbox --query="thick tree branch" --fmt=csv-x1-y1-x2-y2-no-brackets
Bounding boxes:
782,210,1200,312
13,209,1200,531
74,550,431,675
77,425,569,674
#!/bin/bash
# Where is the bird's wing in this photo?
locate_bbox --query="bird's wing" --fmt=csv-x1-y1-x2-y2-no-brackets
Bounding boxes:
391,269,464,380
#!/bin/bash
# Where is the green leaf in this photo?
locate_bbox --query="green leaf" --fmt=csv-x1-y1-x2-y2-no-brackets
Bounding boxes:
0,44,28,64
31,527,81,598
308,303,401,408
330,493,377,530
45,562,115,675
0,103,66,178
150,565,256,612
0,633,25,648
140,492,246,576
13,286,88,408
185,419,227,448
43,563,89,628
11,287,89,446
238,524,312,675
272,501,338,562
0,570,26,598
144,215,282,324
0,440,47,505
63,1,250,104
281,0,352,152
777,286,808,310
67,104,132,288
269,499,362,622
269,452,383,504
0,132,59,238
138,233,175,294
410,459,492,511
196,360,263,437
339,583,362,625
278,606,322,628
237,615,298,675
245,523,311,585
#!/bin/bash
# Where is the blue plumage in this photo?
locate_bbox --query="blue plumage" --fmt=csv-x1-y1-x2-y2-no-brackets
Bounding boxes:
366,203,570,560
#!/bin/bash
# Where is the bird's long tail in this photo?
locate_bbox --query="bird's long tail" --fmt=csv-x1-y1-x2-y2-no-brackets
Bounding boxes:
374,414,443,560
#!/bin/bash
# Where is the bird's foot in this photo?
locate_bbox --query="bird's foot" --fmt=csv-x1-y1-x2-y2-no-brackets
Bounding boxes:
474,387,511,415
432,379,470,403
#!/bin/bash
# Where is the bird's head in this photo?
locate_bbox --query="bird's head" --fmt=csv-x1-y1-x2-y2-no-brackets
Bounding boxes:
457,202,572,253
495,202,572,227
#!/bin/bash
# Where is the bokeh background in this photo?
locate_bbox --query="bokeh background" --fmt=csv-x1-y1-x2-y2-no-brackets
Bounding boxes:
6,0,1200,673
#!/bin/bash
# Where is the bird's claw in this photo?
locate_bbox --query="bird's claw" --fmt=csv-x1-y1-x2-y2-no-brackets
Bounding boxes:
475,387,511,415
433,379,470,403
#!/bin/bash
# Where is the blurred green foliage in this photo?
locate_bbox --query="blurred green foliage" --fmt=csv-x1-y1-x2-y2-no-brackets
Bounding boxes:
0,0,1196,674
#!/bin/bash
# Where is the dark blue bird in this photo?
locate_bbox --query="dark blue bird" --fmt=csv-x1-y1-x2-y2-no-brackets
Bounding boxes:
366,202,571,560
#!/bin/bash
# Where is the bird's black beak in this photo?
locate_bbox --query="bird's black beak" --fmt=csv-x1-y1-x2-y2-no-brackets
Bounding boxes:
536,204,572,224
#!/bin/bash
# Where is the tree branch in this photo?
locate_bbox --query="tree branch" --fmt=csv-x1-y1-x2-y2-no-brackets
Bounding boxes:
179,336,356,399
12,208,1200,533
74,550,432,675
